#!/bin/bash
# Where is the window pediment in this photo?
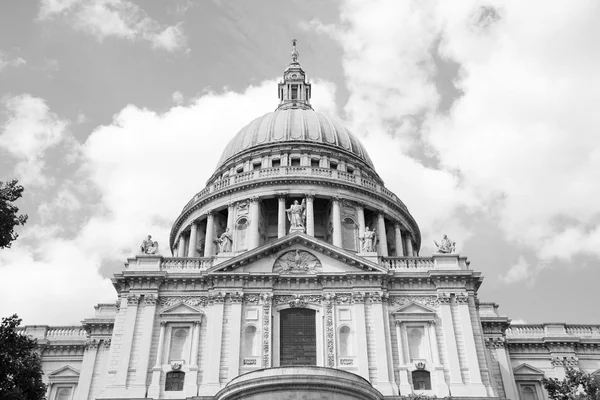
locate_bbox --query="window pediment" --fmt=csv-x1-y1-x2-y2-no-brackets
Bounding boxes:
160,303,204,322
392,302,437,322
514,363,545,379
48,365,79,384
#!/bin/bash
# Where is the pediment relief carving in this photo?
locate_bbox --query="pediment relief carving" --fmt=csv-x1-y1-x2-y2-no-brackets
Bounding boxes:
273,249,322,274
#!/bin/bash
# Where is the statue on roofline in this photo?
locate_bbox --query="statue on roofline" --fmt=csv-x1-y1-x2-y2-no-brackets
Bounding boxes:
140,235,159,255
359,226,377,252
217,228,233,253
286,198,306,233
434,234,455,254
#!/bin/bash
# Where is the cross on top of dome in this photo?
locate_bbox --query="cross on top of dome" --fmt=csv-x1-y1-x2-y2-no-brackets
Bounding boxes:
277,40,312,111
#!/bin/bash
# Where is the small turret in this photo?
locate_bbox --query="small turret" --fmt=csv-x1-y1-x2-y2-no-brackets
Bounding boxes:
277,39,312,110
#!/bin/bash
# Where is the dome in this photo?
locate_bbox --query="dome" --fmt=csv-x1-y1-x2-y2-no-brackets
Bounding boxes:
216,108,374,169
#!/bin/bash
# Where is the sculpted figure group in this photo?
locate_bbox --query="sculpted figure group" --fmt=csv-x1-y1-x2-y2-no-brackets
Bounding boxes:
140,235,159,255
434,234,456,253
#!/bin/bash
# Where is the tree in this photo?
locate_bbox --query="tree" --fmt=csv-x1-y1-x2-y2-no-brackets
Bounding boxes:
0,180,28,249
0,315,46,400
542,367,600,400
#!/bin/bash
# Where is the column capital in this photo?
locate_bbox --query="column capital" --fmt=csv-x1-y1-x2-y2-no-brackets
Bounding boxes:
455,292,469,304
143,294,158,305
249,196,261,203
127,294,141,305
355,202,366,210
304,193,315,200
193,318,202,326
377,211,385,219
332,196,341,203
437,292,451,304
160,321,168,326
206,209,214,217
228,202,236,209
394,222,401,229
277,192,288,200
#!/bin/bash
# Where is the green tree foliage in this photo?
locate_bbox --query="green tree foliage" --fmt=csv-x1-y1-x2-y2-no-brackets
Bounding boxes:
542,367,600,400
0,315,47,400
0,180,28,249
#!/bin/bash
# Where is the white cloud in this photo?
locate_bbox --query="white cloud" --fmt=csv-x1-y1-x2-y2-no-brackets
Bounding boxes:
0,51,26,72
313,0,600,264
171,90,184,105
500,255,532,284
38,0,188,52
0,94,70,187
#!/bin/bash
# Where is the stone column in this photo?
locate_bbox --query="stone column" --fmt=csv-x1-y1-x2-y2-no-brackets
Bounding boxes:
332,197,342,247
394,321,412,394
305,194,315,236
277,194,286,238
353,294,369,380
227,294,243,380
227,203,235,231
494,341,519,400
370,294,397,395
456,293,487,396
428,321,450,397
75,340,99,400
394,223,403,257
204,211,214,257
377,213,388,256
199,295,225,395
132,294,158,396
248,197,261,248
114,294,140,388
356,204,365,237
185,319,202,396
177,234,187,257
404,232,414,256
188,222,198,257
148,321,167,399
438,293,464,395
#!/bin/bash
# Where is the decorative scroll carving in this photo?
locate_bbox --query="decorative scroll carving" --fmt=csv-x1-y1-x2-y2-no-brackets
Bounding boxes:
243,294,260,304
158,296,209,308
85,339,99,350
237,201,249,215
334,293,354,305
324,293,335,367
103,339,111,348
261,293,272,368
339,358,354,365
551,356,579,368
367,291,386,304
273,294,322,308
389,295,440,308
273,250,322,274
352,292,366,303
229,292,243,303
209,292,225,304
143,294,157,305
243,358,257,365
127,294,140,306
455,292,469,304
485,337,506,348
437,292,451,305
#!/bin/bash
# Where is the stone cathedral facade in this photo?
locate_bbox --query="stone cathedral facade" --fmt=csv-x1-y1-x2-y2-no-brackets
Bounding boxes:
21,44,600,400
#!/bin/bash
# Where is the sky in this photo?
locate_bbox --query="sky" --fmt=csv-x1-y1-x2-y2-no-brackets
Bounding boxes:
0,0,599,326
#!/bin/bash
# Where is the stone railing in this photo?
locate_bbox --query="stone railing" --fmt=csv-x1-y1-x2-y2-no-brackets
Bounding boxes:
160,257,213,271
380,256,469,270
46,327,87,339
183,166,405,211
380,257,435,270
506,324,600,338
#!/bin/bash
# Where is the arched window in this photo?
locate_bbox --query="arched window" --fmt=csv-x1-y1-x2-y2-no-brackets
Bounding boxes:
408,327,423,360
520,386,538,400
412,370,431,390
165,371,185,391
169,328,189,362
236,217,248,251
339,326,352,357
244,325,258,356
55,387,72,400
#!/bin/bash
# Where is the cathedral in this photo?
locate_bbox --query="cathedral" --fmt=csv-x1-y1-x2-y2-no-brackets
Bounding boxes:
21,42,600,400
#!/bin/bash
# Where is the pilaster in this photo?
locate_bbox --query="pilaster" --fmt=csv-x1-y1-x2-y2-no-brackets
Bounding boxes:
198,294,225,395
437,292,464,393
131,294,158,396
370,293,397,396
227,293,243,381
456,292,487,396
353,294,369,380
394,321,412,394
75,339,99,400
147,321,166,399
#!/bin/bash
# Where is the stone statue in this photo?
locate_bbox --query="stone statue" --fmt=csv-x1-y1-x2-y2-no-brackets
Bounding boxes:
434,234,455,253
140,235,159,254
217,228,233,253
286,198,306,232
359,227,376,252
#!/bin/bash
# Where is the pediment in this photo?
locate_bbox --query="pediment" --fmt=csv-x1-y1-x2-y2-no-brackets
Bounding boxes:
392,301,437,321
513,363,545,376
160,302,203,316
48,365,79,377
208,232,386,274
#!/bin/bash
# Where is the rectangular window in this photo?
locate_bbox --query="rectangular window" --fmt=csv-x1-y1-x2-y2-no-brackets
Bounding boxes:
168,327,190,363
311,159,320,168
280,309,316,365
290,158,301,167
272,159,281,168
291,85,298,99
54,387,73,400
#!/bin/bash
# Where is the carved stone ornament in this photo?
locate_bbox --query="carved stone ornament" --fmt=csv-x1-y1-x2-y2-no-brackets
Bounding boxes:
143,294,157,305
159,296,209,308
273,249,322,274
261,293,272,368
434,234,456,254
243,294,260,304
237,200,249,214
273,294,322,308
437,292,451,305
85,339,99,350
415,362,426,370
171,362,182,371
485,337,506,348
140,235,159,255
455,292,469,304
127,294,140,306
389,295,440,308
325,299,335,367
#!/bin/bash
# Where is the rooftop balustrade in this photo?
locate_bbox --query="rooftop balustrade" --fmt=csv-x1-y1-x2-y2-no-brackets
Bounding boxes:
182,166,406,212
506,323,600,338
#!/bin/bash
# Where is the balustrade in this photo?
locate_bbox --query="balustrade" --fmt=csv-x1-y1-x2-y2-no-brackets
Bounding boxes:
183,166,405,213
380,256,435,270
161,257,213,271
